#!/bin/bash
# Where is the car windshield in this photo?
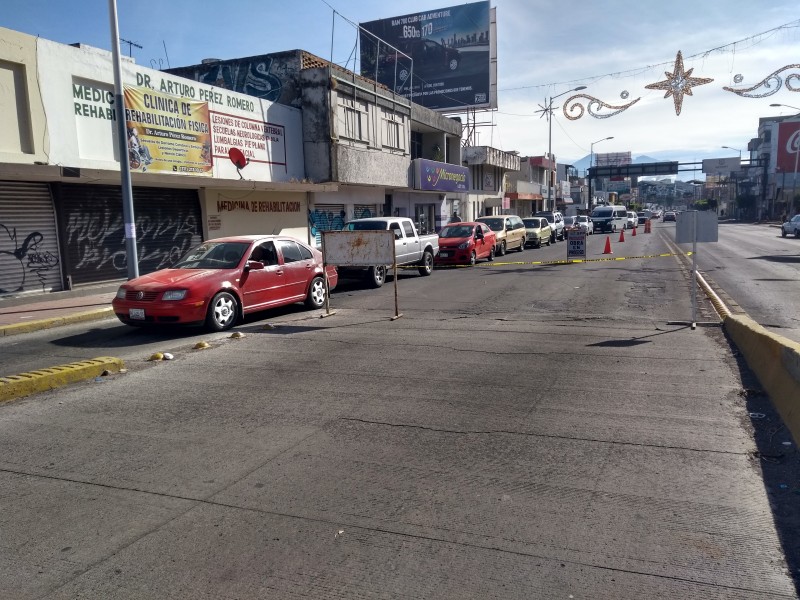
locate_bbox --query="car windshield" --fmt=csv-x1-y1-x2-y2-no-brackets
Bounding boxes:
592,208,613,217
523,218,541,228
345,220,387,231
440,225,474,238
173,241,249,269
577,216,588,223
477,218,504,231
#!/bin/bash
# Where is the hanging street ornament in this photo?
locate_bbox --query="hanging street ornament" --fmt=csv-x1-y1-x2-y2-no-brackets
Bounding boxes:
722,64,800,98
645,50,713,115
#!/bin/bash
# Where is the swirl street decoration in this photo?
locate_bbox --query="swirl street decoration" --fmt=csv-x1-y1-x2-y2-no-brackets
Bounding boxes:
563,93,641,120
722,64,800,98
644,50,713,115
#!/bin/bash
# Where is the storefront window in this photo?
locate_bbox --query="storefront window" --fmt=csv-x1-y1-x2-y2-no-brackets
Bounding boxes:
414,204,436,234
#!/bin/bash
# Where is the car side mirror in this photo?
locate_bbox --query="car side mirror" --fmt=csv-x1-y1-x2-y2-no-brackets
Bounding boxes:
245,260,265,271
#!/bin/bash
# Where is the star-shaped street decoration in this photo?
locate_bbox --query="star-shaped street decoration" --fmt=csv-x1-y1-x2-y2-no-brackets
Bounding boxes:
645,51,713,116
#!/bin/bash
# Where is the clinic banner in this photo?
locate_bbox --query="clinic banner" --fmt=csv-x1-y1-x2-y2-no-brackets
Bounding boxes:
124,86,213,176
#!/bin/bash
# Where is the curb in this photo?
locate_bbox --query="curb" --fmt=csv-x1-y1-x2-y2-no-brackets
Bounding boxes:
0,356,126,404
0,307,115,337
724,314,800,444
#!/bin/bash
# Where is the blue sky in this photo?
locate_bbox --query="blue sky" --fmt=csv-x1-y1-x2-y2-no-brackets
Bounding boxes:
4,0,800,170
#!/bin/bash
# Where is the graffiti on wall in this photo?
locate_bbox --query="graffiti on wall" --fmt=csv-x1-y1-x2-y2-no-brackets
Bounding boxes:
197,58,284,102
63,206,201,277
0,224,60,293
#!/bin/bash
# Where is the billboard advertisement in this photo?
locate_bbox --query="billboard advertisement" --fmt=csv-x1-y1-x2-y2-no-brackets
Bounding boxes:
124,86,213,176
595,152,631,167
359,1,492,111
776,121,800,174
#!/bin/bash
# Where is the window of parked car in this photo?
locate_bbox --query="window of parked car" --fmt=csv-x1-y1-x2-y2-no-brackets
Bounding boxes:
278,240,304,263
477,217,505,232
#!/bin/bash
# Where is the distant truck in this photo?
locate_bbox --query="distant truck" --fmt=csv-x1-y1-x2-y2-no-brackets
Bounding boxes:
341,217,439,288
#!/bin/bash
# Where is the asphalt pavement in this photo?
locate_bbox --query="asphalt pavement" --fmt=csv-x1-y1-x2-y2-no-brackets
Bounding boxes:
1,223,799,599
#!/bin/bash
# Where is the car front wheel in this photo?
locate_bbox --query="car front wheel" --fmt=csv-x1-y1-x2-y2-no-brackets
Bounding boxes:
206,291,238,331
499,241,507,256
305,276,326,309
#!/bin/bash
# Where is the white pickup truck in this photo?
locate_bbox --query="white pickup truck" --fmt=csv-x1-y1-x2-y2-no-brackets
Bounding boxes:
342,217,439,287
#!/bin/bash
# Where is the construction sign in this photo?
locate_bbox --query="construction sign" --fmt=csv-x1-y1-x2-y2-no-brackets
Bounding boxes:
567,229,587,259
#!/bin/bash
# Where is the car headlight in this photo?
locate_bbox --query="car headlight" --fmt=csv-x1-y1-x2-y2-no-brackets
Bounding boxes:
458,242,471,249
162,290,187,301
115,287,127,299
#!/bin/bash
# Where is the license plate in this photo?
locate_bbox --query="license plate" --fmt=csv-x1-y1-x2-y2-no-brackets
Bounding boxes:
439,251,451,257
129,308,145,320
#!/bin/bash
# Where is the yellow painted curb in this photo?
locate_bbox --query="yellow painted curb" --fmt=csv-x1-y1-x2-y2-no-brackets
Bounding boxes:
0,356,125,404
724,314,800,444
0,307,114,337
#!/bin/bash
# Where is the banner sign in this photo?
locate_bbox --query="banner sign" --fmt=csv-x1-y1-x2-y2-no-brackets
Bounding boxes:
413,158,470,192
702,157,740,175
210,112,287,171
124,86,212,176
776,121,800,174
359,1,491,111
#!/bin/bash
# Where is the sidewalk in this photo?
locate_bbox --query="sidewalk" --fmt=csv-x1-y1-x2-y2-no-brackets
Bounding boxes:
0,285,118,336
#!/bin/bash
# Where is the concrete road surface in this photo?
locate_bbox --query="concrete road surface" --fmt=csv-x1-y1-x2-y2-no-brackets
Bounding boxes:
1,234,798,599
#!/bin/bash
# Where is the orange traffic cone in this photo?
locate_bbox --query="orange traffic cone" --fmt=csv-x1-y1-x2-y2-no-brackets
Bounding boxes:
618,228,625,242
603,236,613,254
632,226,637,237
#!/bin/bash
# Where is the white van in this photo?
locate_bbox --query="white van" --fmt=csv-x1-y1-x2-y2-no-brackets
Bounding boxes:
591,205,628,233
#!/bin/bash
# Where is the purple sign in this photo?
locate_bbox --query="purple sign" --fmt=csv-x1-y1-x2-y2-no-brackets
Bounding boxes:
414,159,470,192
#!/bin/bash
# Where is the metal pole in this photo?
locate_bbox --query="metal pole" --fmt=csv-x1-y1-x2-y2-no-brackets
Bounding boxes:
792,138,799,213
691,210,697,330
547,96,553,211
108,0,139,279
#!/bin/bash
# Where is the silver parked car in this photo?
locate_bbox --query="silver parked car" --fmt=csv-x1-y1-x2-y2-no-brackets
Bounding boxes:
781,215,800,238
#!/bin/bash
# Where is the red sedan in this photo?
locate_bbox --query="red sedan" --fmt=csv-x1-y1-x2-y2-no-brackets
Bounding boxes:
435,222,496,266
112,235,337,331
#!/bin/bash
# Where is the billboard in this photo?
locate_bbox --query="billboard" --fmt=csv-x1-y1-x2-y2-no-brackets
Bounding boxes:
359,1,493,111
124,86,213,177
776,121,800,174
595,152,631,167
702,157,740,175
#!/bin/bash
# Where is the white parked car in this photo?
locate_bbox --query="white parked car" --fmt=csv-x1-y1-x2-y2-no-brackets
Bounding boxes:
575,215,592,234
626,211,638,229
781,215,800,238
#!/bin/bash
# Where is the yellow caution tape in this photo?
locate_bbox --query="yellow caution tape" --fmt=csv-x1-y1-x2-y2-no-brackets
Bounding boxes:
418,251,693,269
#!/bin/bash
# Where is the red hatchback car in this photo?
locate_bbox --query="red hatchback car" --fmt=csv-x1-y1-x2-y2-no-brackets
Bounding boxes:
112,235,338,331
435,222,496,266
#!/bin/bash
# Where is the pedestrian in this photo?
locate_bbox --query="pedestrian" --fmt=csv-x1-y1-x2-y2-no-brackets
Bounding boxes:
449,211,461,223
781,212,787,223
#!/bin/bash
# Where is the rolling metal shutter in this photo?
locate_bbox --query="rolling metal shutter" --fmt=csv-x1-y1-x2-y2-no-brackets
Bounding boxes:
54,184,202,286
0,181,62,295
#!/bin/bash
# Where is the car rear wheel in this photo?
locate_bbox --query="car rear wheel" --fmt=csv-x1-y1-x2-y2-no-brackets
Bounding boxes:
418,250,433,276
305,276,326,309
206,291,238,332
368,265,386,288
517,238,524,252
487,246,495,261
499,240,507,256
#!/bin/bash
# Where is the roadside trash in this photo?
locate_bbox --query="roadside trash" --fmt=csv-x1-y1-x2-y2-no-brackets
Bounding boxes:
335,529,344,538
148,352,164,361
263,323,277,330
749,412,766,419
162,353,174,360
230,332,245,339
119,368,128,374
193,341,210,350
93,377,106,382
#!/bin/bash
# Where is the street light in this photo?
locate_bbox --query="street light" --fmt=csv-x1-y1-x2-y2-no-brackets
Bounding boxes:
543,85,586,210
769,104,800,216
721,145,742,159
589,136,614,211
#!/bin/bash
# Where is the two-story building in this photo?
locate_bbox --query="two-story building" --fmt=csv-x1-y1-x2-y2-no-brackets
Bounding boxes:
167,52,466,240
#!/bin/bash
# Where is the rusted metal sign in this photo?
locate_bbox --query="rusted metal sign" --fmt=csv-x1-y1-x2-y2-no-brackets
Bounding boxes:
322,230,395,266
